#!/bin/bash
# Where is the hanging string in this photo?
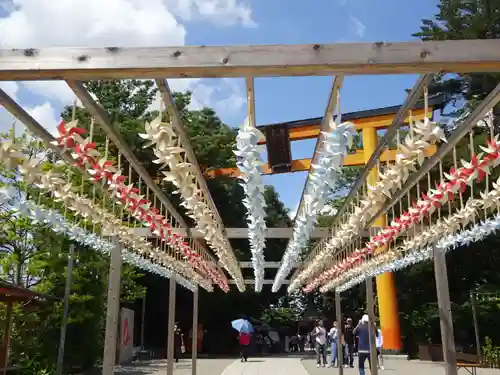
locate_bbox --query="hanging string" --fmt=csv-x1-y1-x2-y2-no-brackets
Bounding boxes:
154,196,159,250
101,137,110,215
118,154,125,224
424,87,429,123
453,145,464,210
437,161,445,220
469,130,477,225
337,90,342,124
128,163,133,226
409,110,414,140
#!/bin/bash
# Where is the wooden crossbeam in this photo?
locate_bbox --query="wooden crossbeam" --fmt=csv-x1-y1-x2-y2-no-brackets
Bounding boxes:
228,279,290,285
205,145,437,177
1,40,500,81
239,261,299,268
131,227,377,238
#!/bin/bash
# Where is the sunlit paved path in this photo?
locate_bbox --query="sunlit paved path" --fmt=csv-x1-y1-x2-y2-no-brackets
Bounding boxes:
111,356,500,375
302,357,500,375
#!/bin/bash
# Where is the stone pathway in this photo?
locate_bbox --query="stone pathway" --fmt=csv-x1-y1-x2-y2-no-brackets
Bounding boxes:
302,357,500,375
110,356,500,375
221,357,309,375
113,358,234,375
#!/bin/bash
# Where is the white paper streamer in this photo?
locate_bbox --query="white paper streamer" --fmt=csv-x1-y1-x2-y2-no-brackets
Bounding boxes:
141,116,243,290
0,186,200,291
290,118,446,292
331,212,500,293
235,118,267,291
272,119,356,292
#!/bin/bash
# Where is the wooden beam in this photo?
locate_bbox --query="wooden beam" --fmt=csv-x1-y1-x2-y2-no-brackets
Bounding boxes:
239,261,300,268
294,76,343,221
155,79,241,283
1,40,500,81
204,145,437,177
228,279,290,285
256,108,431,144
131,227,376,238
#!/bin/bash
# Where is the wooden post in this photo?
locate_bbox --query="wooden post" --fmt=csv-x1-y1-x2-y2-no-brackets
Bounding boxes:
1,301,13,375
141,293,146,351
433,247,457,375
335,291,344,375
366,278,378,375
192,287,199,375
470,292,481,362
56,244,75,375
167,278,176,375
102,238,122,375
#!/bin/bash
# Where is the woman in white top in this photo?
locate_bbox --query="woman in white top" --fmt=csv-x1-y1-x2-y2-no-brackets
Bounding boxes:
375,326,384,370
312,320,327,367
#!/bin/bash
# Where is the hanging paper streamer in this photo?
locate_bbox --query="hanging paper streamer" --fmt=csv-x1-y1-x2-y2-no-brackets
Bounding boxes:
234,117,267,292
0,138,221,289
272,118,356,292
290,118,446,292
54,120,229,291
140,116,238,291
327,175,500,292
305,135,500,293
331,211,500,293
0,186,205,292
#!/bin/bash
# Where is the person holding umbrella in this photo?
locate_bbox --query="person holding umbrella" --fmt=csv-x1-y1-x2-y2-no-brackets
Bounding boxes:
231,318,253,362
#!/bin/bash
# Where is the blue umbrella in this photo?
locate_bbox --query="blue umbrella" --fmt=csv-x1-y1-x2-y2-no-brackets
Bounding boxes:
231,319,254,333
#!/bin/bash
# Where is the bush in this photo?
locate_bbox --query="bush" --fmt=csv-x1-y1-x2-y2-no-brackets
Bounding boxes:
482,337,500,368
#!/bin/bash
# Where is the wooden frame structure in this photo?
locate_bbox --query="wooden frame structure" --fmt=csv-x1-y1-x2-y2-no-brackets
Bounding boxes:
1,40,500,80
0,282,61,375
2,39,500,375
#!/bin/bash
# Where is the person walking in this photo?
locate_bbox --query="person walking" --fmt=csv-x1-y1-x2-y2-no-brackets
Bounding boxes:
328,321,340,367
312,320,327,368
344,318,355,368
353,315,375,375
173,323,184,363
239,331,251,362
376,324,384,370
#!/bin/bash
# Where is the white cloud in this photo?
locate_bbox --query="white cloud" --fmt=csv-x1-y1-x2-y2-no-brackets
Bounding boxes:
0,0,186,49
288,203,299,220
167,0,256,27
26,102,60,135
21,81,76,105
350,16,366,38
149,78,245,121
0,81,20,102
0,101,60,136
0,0,250,123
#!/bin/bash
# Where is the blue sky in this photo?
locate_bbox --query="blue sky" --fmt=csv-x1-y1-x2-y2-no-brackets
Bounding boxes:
183,0,441,212
0,0,442,213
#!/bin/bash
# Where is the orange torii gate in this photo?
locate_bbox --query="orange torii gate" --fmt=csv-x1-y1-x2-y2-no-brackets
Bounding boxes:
204,97,444,351
204,98,442,178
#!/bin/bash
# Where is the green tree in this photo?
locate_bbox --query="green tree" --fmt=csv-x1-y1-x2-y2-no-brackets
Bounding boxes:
413,0,500,115
0,133,145,372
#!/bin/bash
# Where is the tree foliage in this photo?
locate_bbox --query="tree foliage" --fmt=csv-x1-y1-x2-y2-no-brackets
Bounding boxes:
0,133,145,373
413,0,500,115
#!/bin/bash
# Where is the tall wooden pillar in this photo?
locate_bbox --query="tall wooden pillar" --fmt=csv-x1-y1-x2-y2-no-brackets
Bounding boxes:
102,238,122,375
433,247,457,375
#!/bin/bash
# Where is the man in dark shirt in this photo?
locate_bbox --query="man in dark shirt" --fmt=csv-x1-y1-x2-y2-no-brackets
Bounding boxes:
353,315,375,375
344,318,355,367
